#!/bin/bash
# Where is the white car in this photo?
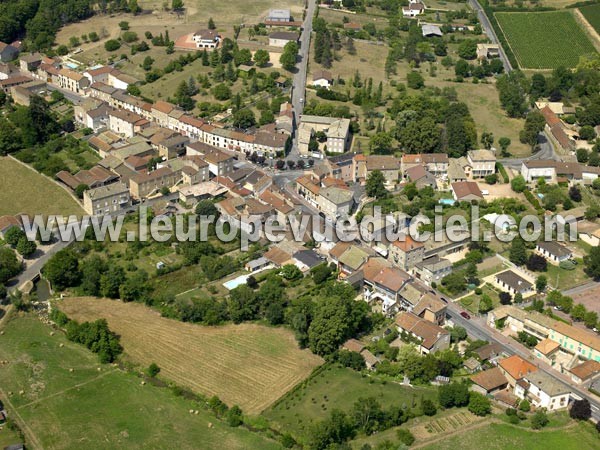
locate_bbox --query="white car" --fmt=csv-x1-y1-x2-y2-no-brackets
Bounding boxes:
299,98,304,103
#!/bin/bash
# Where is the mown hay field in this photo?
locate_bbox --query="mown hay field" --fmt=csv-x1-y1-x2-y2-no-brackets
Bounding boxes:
59,297,323,414
496,11,596,69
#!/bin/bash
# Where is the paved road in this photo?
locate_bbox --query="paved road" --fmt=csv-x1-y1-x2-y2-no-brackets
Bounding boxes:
563,280,600,296
499,131,559,169
468,0,512,73
440,295,600,420
290,0,318,160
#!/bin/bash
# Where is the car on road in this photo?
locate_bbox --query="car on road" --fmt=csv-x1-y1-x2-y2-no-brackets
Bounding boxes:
460,311,471,320
300,98,304,103
440,297,448,303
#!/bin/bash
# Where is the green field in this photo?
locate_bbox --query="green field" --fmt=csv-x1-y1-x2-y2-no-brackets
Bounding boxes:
496,11,597,69
0,315,282,450
0,157,84,217
263,365,438,442
420,421,599,450
580,3,600,35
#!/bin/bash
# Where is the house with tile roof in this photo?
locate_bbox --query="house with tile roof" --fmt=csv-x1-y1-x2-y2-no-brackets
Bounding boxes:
470,367,508,394
569,359,600,384
515,370,571,411
389,235,425,270
498,355,537,387
395,311,450,354
362,257,411,315
534,338,561,366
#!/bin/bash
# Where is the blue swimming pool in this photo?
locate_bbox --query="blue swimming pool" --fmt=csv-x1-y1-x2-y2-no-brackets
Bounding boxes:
439,198,456,206
223,274,250,290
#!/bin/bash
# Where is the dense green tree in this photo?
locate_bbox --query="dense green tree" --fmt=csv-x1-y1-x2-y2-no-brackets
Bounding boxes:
0,247,21,284
468,392,491,416
99,265,126,298
519,111,545,148
253,49,270,67
366,170,388,199
457,40,477,59
232,109,256,129
43,249,80,290
16,237,36,257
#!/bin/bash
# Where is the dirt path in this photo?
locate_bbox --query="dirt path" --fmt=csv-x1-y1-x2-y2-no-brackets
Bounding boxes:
574,9,600,53
0,387,43,450
17,368,117,410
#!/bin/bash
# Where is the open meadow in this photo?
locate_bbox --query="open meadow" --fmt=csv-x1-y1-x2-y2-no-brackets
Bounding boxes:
0,314,282,450
495,10,597,69
58,297,323,414
0,157,84,217
419,420,599,450
263,364,438,442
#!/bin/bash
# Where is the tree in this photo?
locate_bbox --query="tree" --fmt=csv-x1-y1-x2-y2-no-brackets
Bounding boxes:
16,237,36,257
536,275,547,293
308,409,356,450
511,175,527,193
519,111,545,148
509,238,527,266
584,311,598,328
172,0,184,10
147,362,160,377
407,71,424,89
4,227,25,247
531,410,549,430
499,137,511,156
232,109,256,129
579,125,596,141
481,132,494,150
519,399,530,412
499,292,512,305
366,170,388,199
337,350,366,371
208,17,216,30
369,132,394,154
478,294,493,313
212,83,231,100
281,264,302,280
570,399,591,420
0,247,21,284
43,249,80,291
421,399,437,416
195,199,218,217
397,428,415,446
572,303,587,322
526,253,547,272
280,41,298,71
468,392,491,416
455,59,470,78
584,246,600,279
225,405,243,427
569,185,582,202
458,40,477,59
253,49,270,67
104,39,121,52
100,265,126,298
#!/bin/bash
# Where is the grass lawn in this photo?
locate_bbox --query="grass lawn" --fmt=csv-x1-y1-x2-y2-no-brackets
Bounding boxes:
545,259,588,290
0,424,23,449
0,314,282,450
495,11,597,69
263,364,437,442
58,297,323,415
0,157,84,217
419,420,599,450
460,283,502,314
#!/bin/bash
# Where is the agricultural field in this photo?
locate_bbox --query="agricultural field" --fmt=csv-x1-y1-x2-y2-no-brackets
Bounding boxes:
495,11,597,69
350,409,486,449
263,364,438,442
58,297,323,414
0,314,282,450
419,420,600,450
579,4,600,36
0,157,84,217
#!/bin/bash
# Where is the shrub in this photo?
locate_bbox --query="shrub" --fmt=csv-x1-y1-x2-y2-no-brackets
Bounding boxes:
147,362,160,377
396,428,415,446
104,40,121,52
122,31,138,43
519,399,530,412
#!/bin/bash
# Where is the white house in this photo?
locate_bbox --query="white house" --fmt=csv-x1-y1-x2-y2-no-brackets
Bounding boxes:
313,69,333,89
402,0,425,17
268,31,298,48
192,29,219,49
535,240,572,264
514,371,571,411
494,270,533,296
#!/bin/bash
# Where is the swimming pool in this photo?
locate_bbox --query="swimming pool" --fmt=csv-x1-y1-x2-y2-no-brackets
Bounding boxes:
65,62,79,69
223,274,250,290
439,198,456,206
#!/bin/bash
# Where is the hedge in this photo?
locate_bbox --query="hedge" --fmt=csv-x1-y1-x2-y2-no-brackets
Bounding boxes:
496,162,509,183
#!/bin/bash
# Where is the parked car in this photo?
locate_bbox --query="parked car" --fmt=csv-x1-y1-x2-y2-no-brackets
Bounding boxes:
460,311,471,320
